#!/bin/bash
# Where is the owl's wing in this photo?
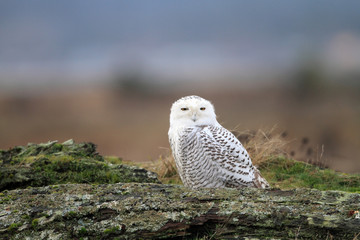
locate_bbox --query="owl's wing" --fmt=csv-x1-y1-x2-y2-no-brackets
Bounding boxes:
198,125,269,188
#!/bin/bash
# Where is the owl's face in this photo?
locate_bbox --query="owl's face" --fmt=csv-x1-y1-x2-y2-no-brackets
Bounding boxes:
170,96,218,128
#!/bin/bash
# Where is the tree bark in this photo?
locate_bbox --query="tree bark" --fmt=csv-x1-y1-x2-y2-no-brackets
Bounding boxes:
1,183,360,239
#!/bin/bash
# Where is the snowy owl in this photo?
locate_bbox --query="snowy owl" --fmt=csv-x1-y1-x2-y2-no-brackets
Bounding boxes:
168,95,269,189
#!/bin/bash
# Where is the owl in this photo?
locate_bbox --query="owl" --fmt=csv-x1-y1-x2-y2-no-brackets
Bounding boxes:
168,95,269,189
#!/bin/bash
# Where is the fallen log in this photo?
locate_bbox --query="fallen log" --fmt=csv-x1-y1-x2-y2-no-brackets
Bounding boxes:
1,183,360,239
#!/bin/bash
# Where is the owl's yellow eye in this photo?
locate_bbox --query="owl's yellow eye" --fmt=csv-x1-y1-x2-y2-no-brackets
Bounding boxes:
200,107,206,111
181,107,189,111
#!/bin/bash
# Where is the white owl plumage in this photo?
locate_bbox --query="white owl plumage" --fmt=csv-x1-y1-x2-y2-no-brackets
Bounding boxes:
168,95,269,189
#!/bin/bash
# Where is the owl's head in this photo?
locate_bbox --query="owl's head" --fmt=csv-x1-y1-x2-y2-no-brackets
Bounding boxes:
170,95,218,128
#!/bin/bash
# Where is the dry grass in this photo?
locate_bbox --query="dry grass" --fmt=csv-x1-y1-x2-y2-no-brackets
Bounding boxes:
233,126,289,167
142,127,288,184
140,150,182,184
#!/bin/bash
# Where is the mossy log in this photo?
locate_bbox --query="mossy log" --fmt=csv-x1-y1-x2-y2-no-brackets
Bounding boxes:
1,183,360,239
0,140,160,191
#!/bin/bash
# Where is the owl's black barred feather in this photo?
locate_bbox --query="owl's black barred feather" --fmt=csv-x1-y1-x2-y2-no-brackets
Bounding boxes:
168,96,269,189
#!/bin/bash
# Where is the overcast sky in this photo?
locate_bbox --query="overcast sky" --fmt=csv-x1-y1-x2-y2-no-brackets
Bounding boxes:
1,1,360,87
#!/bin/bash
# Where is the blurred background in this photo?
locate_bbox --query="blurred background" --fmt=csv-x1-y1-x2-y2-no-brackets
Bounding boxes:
1,1,360,172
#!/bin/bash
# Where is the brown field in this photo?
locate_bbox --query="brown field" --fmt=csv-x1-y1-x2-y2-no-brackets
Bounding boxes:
1,85,359,173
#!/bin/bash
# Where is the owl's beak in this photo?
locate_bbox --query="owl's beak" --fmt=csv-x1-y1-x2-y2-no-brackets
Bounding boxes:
191,113,197,122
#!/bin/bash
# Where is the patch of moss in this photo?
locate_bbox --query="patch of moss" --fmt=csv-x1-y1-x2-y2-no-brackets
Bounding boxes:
66,211,78,219
103,226,120,234
78,227,88,236
260,156,360,192
7,223,22,232
104,156,123,165
0,140,159,191
21,214,31,220
31,218,39,229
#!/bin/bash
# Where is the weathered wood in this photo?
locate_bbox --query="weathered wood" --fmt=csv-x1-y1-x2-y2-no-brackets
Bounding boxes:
1,183,360,239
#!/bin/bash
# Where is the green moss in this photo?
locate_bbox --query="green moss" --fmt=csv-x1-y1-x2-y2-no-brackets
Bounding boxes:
104,156,123,165
260,157,360,192
103,226,120,234
31,218,39,229
21,214,31,220
0,140,159,191
78,227,88,236
50,143,63,153
66,211,77,218
7,223,22,232
0,194,16,204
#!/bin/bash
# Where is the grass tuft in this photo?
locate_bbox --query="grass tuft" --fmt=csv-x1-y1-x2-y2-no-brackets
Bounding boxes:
232,126,289,166
141,152,182,184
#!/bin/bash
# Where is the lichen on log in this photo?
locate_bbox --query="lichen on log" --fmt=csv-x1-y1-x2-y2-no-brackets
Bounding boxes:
1,183,360,239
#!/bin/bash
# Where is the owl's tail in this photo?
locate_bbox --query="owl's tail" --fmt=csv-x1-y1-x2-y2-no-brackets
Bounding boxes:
253,167,270,189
